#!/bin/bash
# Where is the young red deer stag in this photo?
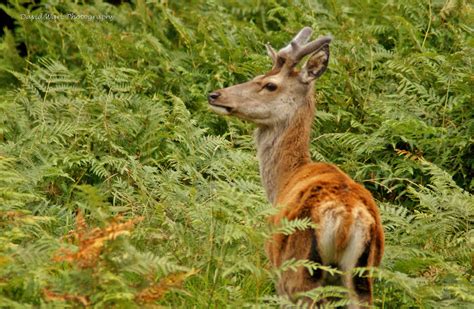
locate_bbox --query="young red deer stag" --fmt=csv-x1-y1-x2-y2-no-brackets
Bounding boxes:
208,27,384,308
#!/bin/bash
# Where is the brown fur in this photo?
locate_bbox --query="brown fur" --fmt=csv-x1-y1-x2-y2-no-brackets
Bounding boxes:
262,98,384,307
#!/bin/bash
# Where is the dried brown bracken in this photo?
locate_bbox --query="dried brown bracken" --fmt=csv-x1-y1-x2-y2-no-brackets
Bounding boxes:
53,211,144,268
135,269,198,304
43,288,90,306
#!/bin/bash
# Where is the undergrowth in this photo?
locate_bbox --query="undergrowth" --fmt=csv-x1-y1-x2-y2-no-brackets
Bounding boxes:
0,0,472,307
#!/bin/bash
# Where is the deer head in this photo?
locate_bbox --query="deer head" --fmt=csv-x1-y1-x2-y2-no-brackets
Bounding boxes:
208,27,332,126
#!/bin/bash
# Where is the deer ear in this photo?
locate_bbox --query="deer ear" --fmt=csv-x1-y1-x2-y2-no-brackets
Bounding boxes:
266,44,277,64
299,44,330,83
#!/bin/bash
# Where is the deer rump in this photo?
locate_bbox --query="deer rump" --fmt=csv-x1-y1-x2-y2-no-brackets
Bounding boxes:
266,163,384,307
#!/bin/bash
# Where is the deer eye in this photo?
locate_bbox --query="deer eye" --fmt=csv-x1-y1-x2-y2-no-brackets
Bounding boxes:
264,82,278,91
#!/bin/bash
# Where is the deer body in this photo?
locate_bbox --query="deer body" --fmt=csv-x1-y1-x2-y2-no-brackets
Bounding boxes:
208,27,384,308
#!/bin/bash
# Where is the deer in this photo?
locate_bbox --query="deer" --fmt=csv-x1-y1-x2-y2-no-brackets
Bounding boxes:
207,27,384,308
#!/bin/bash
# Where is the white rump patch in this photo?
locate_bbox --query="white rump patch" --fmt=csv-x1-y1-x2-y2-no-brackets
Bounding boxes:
318,204,373,269
340,207,374,271
318,206,343,264
339,223,367,271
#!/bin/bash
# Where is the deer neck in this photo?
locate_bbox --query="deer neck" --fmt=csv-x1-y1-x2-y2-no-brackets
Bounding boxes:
255,93,314,204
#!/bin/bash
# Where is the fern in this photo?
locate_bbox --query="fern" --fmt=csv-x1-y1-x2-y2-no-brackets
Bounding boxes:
275,217,317,236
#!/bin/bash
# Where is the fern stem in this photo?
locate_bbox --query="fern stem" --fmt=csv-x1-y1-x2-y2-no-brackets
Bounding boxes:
422,0,432,49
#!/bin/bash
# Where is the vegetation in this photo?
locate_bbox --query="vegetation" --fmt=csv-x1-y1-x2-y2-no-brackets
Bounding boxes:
0,0,472,307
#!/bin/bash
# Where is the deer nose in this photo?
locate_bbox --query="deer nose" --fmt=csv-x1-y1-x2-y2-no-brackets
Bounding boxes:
208,92,221,103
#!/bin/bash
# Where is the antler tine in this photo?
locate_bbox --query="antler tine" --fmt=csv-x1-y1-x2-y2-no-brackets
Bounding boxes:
292,35,333,63
277,27,313,56
292,27,313,44
270,27,332,69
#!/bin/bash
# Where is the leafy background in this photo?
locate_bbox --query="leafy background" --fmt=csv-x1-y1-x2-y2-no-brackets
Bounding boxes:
0,0,472,307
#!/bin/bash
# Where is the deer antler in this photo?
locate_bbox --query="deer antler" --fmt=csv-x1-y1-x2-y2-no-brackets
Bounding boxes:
267,27,332,70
